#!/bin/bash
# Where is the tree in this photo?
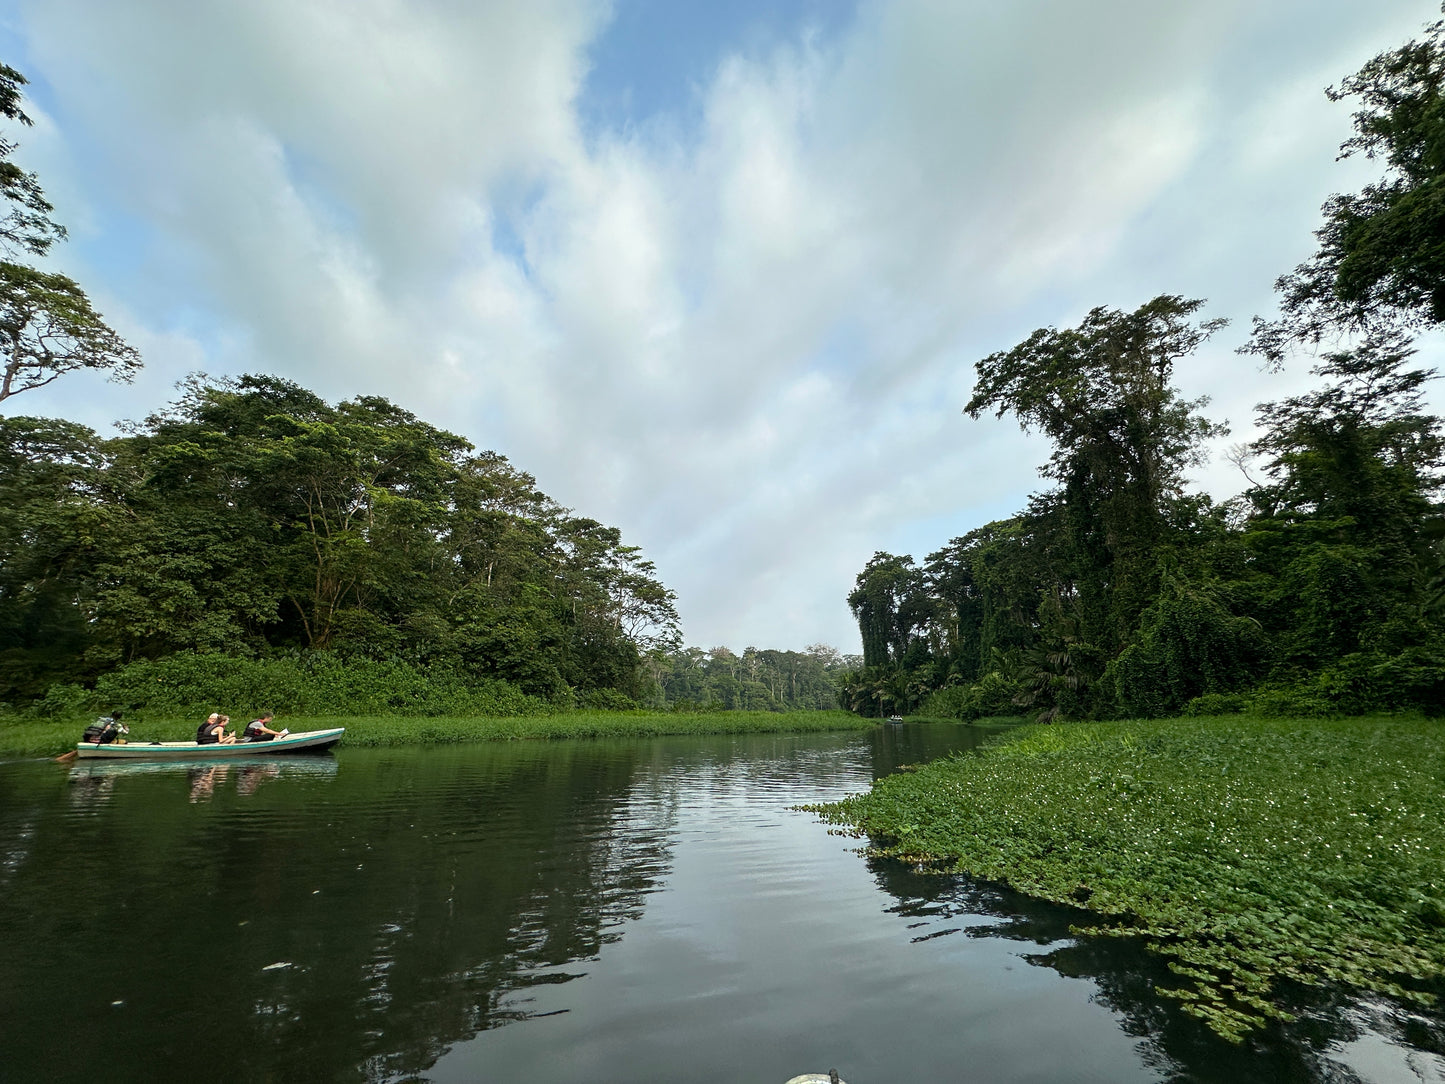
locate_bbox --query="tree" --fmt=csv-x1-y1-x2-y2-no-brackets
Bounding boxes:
0,64,66,259
0,414,109,696
0,64,139,404
1247,10,1445,364
966,295,1228,652
0,264,142,403
1237,332,1444,666
847,552,934,670
0,374,678,706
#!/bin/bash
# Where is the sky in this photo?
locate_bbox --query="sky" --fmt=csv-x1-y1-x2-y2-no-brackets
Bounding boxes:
1,0,1442,654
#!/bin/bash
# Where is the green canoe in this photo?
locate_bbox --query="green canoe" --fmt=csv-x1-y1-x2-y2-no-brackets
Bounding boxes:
75,727,345,760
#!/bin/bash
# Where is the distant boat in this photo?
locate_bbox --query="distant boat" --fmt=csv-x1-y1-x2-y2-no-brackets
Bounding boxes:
74,727,345,760
887,715,904,724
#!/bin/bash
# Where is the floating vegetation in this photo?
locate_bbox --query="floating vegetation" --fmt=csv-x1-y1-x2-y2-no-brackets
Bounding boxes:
806,714,1445,1041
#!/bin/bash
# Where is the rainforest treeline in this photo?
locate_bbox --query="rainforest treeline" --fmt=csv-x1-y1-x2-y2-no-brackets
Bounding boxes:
0,374,856,716
0,58,851,718
0,375,683,710
842,16,1445,721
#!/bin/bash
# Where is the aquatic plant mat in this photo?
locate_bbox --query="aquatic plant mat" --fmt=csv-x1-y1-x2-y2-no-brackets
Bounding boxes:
806,715,1445,1041
0,710,871,759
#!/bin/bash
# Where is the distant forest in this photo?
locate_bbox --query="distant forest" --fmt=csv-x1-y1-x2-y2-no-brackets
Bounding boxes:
841,17,1445,721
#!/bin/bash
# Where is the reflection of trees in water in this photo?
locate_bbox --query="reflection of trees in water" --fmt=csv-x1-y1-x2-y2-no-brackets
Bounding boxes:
866,722,1007,782
866,853,1445,1084
1,745,676,1083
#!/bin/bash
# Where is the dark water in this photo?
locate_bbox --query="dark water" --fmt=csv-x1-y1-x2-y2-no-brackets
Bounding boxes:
1,724,1440,1084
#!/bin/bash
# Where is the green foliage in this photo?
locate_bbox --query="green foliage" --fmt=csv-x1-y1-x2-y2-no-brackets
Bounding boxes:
574,688,640,712
918,670,1020,721
966,295,1229,654
848,553,933,670
652,643,853,712
0,375,679,707
1180,692,1246,717
28,682,94,719
83,652,554,719
0,68,138,404
1248,9,1445,362
1246,647,1445,717
808,715,1445,1041
1109,574,1264,718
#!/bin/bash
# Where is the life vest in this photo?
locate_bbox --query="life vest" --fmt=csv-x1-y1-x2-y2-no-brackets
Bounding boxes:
196,721,221,744
243,720,275,742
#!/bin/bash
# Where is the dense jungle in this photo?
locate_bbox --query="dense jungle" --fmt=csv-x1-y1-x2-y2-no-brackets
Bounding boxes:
839,16,1445,723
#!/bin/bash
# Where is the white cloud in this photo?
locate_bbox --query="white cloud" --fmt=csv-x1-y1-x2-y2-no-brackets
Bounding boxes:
5,0,1442,650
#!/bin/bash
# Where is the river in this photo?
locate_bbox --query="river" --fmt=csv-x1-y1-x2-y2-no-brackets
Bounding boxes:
1,722,1440,1082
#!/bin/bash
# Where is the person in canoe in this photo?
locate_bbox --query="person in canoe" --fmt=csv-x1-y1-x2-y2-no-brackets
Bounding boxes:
240,713,289,743
196,712,237,745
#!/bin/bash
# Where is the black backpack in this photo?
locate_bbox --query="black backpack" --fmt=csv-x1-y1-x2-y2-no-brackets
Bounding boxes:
82,720,124,745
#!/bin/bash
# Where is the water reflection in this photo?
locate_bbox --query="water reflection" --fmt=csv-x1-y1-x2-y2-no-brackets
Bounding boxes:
863,840,1445,1082
3,743,673,1083
65,756,337,805
3,725,1443,1083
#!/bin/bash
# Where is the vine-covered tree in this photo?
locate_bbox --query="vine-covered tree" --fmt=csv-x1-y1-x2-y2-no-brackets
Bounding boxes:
966,295,1228,653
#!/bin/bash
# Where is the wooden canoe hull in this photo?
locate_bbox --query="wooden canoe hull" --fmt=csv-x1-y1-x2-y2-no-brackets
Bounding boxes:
75,727,345,759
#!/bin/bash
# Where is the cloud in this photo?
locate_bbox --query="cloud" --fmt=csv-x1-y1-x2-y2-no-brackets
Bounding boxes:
5,0,1442,650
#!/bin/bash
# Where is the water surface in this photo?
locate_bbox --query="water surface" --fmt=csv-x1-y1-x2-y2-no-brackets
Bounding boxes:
1,724,1440,1082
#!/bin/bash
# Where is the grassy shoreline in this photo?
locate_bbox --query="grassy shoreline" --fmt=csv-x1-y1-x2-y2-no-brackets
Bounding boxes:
0,709,874,759
807,713,1445,1041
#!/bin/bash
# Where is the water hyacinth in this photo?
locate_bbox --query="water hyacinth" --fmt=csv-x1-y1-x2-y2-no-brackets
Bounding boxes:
806,715,1445,1041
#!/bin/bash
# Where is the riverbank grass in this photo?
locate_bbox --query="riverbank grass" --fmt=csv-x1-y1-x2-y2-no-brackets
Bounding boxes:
0,709,872,759
808,714,1445,1041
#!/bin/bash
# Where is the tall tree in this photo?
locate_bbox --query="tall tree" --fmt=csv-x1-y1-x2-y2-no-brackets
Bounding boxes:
0,64,139,404
1248,10,1445,364
966,295,1227,652
1239,331,1444,666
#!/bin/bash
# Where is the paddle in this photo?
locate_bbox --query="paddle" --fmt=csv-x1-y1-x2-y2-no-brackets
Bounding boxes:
54,749,78,764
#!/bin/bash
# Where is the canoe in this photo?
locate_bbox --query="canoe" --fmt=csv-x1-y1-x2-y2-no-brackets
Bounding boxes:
74,727,345,760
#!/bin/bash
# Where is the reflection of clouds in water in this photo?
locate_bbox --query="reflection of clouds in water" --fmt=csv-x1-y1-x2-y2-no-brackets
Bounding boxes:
865,855,1445,1083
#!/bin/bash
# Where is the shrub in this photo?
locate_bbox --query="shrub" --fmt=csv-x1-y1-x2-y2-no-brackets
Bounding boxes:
575,688,640,712
75,652,554,719
1181,692,1246,717
1246,647,1445,718
28,682,97,719
919,672,1020,721
1110,577,1264,718
1247,681,1337,718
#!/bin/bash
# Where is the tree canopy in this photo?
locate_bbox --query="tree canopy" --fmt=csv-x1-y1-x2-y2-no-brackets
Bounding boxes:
1248,9,1445,364
0,375,679,706
842,13,1445,724
0,63,139,404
